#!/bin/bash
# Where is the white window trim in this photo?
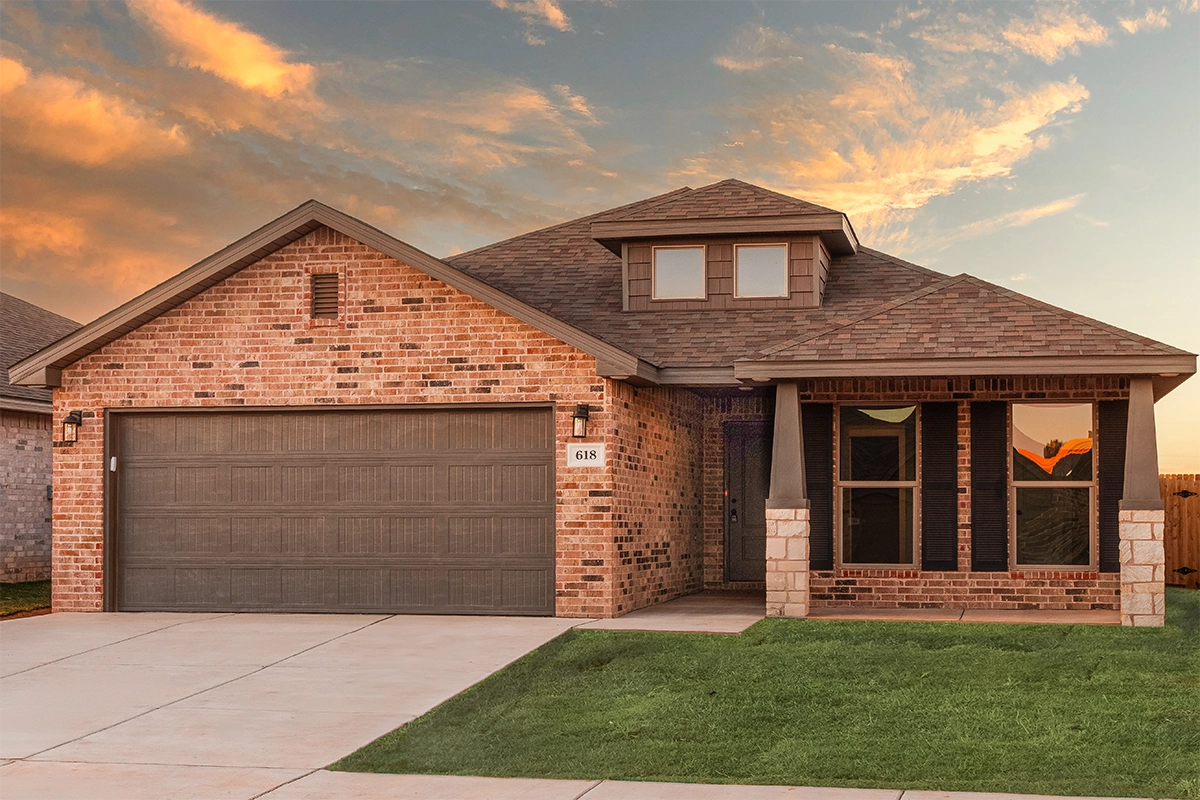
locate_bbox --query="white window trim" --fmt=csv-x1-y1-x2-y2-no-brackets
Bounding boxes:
651,245,707,301
1008,402,1098,571
734,243,790,299
833,404,922,570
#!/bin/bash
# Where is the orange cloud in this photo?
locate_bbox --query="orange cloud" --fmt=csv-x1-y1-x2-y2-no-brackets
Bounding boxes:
714,25,805,71
0,56,188,166
0,208,88,258
127,0,315,97
491,0,572,45
1002,7,1109,63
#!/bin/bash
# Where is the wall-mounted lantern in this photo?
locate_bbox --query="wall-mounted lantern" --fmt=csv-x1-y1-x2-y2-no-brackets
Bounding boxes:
572,404,589,438
63,411,83,443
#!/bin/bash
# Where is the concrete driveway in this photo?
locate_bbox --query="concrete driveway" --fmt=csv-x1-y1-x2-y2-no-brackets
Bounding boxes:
0,612,578,799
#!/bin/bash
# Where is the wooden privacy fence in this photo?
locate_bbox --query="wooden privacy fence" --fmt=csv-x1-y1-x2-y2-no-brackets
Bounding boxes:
1162,474,1199,590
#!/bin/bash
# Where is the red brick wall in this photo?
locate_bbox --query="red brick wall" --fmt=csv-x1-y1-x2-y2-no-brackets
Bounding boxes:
50,227,614,616
1,410,53,582
609,383,705,614
809,570,1121,610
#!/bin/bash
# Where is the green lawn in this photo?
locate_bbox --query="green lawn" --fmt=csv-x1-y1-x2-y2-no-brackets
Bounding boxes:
335,587,1200,798
0,580,51,617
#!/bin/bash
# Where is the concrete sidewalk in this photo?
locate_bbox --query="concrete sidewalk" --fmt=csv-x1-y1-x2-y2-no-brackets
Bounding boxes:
256,772,1154,799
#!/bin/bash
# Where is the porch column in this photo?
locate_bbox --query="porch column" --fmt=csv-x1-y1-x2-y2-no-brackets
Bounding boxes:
765,381,810,619
1119,377,1166,627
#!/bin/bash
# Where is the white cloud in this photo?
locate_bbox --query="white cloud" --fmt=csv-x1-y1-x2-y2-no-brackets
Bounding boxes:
1010,273,1032,281
1119,7,1171,33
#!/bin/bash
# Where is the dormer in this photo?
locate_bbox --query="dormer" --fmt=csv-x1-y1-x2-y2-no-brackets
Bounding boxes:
590,179,858,312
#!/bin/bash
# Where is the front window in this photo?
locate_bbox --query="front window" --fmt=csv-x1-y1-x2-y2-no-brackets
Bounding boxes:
652,246,705,300
1011,403,1095,567
838,406,918,565
735,244,789,298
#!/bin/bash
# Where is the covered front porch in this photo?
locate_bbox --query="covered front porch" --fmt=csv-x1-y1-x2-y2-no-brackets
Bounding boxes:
756,377,1168,627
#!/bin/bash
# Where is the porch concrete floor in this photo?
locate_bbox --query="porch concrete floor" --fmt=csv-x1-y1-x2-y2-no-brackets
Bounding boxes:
808,607,1121,625
577,591,766,634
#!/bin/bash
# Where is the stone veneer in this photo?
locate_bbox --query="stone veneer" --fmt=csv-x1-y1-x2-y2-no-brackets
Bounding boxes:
1,410,53,582
1118,509,1166,626
765,506,809,618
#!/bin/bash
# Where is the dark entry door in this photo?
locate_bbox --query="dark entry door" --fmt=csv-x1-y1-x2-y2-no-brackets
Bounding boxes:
114,407,555,615
725,422,772,582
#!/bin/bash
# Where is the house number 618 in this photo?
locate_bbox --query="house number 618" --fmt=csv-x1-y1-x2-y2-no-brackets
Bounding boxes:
566,443,605,466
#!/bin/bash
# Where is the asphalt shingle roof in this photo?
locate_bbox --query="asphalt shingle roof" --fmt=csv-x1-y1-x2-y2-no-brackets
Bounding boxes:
447,180,1189,368
609,178,839,221
756,275,1186,362
1,292,81,404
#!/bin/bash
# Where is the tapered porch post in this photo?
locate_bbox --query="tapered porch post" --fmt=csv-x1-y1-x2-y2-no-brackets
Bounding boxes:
765,381,810,618
1118,377,1166,626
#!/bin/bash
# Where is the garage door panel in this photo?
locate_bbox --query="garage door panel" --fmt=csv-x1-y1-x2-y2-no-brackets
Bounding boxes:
281,465,325,503
121,416,176,455
117,408,555,615
279,415,326,452
338,518,386,554
231,415,274,452
176,517,231,553
176,466,225,504
231,466,275,503
231,518,281,553
389,517,437,554
391,465,435,502
176,414,231,453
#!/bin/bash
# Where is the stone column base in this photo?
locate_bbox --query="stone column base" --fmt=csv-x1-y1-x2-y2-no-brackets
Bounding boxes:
1119,509,1166,627
765,507,810,618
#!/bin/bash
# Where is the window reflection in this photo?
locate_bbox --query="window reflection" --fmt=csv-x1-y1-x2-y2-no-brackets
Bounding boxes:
1012,403,1093,482
839,406,917,565
1011,403,1094,568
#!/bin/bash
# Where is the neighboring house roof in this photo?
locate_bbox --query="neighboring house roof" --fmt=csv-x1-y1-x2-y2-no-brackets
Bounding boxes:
10,181,1195,395
1,292,81,412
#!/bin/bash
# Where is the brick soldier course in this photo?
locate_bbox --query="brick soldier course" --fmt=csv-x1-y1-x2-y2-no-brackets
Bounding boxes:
11,180,1193,623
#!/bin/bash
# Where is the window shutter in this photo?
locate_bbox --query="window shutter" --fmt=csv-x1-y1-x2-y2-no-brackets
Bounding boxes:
921,402,959,571
803,403,834,570
971,401,1009,572
1098,400,1128,573
311,273,339,319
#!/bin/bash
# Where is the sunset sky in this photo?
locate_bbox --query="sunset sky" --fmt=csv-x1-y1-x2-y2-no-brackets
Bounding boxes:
1,1,1197,470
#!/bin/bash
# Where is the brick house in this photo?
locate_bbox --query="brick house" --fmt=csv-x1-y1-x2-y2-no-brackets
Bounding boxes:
11,181,1194,625
2,293,81,582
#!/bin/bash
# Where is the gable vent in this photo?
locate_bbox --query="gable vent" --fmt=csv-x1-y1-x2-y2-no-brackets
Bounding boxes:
311,273,339,319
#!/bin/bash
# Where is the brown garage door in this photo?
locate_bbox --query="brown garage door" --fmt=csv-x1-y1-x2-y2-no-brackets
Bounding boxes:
114,407,555,615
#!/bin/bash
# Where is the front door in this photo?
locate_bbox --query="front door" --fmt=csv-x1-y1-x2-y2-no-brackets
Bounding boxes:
725,421,772,582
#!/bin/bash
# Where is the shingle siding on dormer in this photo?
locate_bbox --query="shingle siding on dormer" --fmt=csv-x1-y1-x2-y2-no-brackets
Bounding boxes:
625,236,829,311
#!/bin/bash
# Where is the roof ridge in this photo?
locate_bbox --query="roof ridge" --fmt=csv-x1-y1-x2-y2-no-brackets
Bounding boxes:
697,178,842,215
606,185,698,221
856,246,949,281
754,274,969,359
447,187,693,261
954,274,1186,355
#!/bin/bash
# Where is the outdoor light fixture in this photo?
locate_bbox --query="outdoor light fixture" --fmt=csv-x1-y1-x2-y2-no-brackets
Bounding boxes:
62,411,83,443
572,404,589,438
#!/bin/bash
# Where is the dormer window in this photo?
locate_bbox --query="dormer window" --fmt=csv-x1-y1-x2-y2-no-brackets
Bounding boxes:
652,246,706,300
735,244,789,298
